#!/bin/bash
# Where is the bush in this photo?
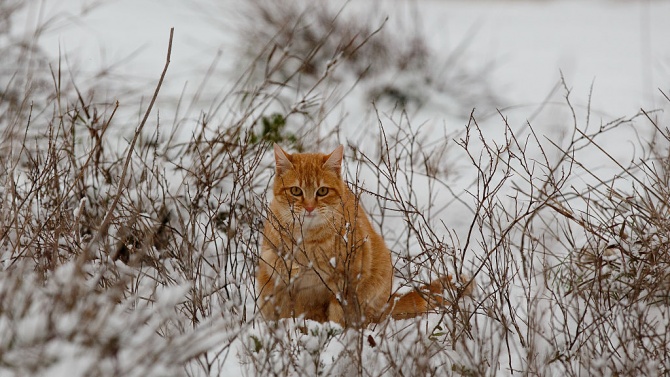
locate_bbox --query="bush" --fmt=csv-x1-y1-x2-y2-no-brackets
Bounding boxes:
1,1,669,376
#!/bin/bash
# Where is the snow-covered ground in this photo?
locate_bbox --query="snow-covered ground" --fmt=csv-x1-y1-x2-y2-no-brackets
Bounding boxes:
23,0,669,209
21,0,670,181
4,0,670,375
25,0,670,116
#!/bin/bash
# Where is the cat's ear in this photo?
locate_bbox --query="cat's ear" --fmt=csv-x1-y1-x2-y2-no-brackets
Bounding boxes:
323,145,344,175
274,143,293,175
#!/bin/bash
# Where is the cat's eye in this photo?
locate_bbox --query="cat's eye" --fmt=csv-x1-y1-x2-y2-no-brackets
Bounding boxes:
289,186,303,196
316,187,329,197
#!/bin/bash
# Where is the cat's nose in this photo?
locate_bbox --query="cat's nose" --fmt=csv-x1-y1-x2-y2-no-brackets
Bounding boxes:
304,205,315,213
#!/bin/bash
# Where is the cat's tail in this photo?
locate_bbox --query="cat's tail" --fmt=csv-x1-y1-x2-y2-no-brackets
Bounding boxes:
387,275,474,320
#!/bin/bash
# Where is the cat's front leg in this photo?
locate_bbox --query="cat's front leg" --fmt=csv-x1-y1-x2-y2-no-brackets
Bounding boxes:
327,287,372,327
326,296,345,326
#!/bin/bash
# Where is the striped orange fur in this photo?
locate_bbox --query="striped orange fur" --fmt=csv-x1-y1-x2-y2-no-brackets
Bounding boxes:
256,144,471,327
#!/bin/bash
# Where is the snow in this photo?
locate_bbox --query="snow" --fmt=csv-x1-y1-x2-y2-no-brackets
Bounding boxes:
426,1,668,113
5,0,670,375
22,0,670,119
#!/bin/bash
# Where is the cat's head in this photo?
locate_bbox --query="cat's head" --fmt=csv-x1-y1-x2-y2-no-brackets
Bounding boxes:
271,143,346,226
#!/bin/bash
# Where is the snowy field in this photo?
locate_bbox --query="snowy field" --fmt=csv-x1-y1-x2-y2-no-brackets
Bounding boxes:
2,0,670,376
27,1,670,117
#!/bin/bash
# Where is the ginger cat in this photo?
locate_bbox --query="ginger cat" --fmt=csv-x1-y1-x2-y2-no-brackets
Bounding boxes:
256,144,470,327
